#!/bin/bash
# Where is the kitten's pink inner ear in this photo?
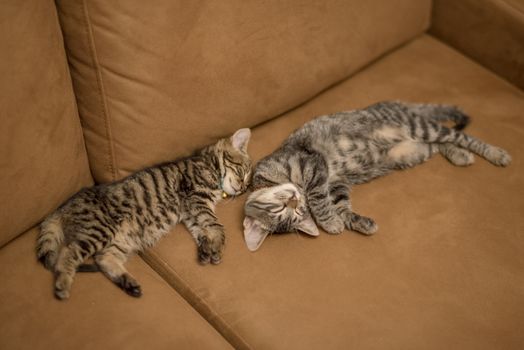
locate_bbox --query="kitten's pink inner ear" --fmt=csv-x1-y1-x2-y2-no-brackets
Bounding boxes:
297,216,320,236
231,128,251,152
243,216,270,252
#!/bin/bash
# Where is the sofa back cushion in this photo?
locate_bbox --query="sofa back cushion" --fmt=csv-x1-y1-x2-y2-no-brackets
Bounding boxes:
0,0,93,246
431,0,524,90
56,0,431,183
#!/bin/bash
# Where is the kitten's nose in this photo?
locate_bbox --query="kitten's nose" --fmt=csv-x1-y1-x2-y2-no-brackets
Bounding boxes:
288,198,298,209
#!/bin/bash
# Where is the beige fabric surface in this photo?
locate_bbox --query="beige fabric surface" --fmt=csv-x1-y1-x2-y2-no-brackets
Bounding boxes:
0,227,233,350
56,0,431,182
144,35,524,349
431,0,524,90
0,0,92,246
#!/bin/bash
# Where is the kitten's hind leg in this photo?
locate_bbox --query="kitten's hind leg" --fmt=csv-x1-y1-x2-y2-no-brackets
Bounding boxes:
95,245,142,297
429,126,511,166
438,143,475,166
54,242,88,300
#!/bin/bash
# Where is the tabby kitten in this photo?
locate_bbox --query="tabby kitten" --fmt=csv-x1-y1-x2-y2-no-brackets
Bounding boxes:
37,128,252,299
243,101,511,251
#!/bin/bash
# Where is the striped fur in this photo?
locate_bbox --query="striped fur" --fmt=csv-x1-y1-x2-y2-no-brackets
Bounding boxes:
37,129,252,299
243,101,511,251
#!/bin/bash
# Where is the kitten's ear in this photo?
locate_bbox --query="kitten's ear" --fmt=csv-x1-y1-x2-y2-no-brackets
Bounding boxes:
231,128,251,153
243,216,270,252
297,216,320,236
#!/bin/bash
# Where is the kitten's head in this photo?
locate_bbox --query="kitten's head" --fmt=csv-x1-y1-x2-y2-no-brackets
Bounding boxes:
211,128,253,196
243,183,319,251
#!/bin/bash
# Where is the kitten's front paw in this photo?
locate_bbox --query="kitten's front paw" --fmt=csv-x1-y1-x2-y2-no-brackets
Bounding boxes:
116,273,142,298
321,217,345,235
198,232,225,265
348,214,378,235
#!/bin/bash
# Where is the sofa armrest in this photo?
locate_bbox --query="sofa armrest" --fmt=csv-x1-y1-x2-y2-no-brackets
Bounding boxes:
430,0,524,90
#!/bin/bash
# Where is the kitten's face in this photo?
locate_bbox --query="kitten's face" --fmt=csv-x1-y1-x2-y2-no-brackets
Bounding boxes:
220,128,252,196
243,183,319,251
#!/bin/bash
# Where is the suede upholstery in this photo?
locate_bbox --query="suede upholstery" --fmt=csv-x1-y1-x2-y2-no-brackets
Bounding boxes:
431,0,524,90
0,1,235,347
0,0,92,246
0,228,233,350
55,0,431,182
144,36,524,349
1,1,523,349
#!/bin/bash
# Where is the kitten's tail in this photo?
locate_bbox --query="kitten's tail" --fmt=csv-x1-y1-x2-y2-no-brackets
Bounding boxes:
77,264,99,272
36,212,64,270
431,105,471,131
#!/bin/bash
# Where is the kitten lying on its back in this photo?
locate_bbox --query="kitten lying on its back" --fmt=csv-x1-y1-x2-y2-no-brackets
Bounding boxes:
243,101,511,251
37,129,252,300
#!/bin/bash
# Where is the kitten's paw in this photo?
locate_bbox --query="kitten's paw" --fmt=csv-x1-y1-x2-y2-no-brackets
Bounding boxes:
487,147,511,167
449,149,475,167
440,144,475,167
117,273,142,297
349,214,378,235
211,253,222,265
198,232,225,265
54,273,72,300
54,288,70,300
321,217,345,235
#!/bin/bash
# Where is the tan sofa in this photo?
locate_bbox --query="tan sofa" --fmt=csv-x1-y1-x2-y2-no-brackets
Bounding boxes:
1,1,523,349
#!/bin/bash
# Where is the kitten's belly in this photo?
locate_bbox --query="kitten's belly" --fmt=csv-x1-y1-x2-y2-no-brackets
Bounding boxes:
387,140,424,162
115,214,177,252
326,140,392,184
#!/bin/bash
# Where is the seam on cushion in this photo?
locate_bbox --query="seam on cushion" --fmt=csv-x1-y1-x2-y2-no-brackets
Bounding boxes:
1,2,97,247
81,0,117,181
53,4,95,184
496,0,524,19
139,250,251,350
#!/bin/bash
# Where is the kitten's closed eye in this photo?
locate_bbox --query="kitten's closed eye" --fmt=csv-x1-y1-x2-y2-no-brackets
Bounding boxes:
272,206,286,213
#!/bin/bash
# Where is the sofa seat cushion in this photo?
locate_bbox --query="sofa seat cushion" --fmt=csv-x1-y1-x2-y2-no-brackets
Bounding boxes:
142,35,524,349
0,228,232,349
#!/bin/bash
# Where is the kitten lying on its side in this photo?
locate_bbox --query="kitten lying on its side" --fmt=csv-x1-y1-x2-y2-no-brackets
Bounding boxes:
37,129,252,300
243,101,511,251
